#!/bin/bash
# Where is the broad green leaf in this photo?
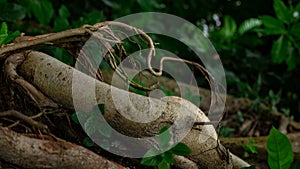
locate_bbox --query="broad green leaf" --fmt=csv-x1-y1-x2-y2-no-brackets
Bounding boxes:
162,151,174,164
0,3,26,22
29,0,54,25
158,160,169,169
285,46,298,71
238,18,262,35
274,0,292,23
0,22,8,45
158,126,171,150
266,126,294,169
82,137,94,147
170,143,192,156
141,148,162,166
220,16,237,38
260,16,286,35
271,35,288,63
290,23,300,39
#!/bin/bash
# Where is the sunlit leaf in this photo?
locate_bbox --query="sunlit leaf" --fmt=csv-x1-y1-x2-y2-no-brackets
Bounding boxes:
2,30,20,44
238,18,262,35
266,126,294,169
0,22,8,45
220,16,237,38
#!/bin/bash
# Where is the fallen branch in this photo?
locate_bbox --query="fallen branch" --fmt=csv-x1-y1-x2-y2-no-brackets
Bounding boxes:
0,127,126,169
17,51,249,168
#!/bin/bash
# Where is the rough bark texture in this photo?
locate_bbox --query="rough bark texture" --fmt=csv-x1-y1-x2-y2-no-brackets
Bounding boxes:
0,127,126,169
17,51,250,169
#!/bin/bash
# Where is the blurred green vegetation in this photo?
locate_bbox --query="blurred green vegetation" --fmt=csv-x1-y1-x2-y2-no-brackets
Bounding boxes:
0,0,299,121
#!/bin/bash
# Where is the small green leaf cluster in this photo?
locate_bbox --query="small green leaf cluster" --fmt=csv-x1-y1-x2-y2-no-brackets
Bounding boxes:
71,104,112,148
242,138,258,158
260,0,300,70
141,126,191,169
0,22,20,45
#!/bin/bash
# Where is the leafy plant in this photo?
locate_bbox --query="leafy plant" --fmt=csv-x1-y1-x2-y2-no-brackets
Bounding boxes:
0,22,20,45
266,126,294,169
259,0,300,70
71,104,112,148
141,126,191,169
242,138,258,158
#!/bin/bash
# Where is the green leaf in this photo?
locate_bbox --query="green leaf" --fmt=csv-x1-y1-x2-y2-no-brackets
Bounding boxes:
70,113,80,124
158,126,172,150
158,160,169,169
29,0,54,25
97,123,112,137
285,46,298,71
2,30,20,44
260,16,286,35
82,137,94,147
0,22,8,45
84,112,100,135
100,139,110,149
290,23,300,38
0,3,26,22
141,148,162,166
266,126,294,169
53,5,70,32
274,0,292,23
170,143,192,156
220,16,237,38
238,18,262,35
58,5,70,18
162,151,174,164
271,35,288,63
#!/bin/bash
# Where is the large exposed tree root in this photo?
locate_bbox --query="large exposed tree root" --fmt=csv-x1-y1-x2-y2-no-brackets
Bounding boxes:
14,50,250,168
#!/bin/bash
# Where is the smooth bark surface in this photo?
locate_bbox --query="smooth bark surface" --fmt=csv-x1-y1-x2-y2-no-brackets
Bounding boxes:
17,51,250,168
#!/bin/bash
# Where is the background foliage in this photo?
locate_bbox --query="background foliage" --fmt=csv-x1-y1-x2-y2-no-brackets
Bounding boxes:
0,0,299,121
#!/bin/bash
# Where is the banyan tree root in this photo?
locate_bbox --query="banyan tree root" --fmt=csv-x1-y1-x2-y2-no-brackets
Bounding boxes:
0,127,126,169
16,50,250,169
